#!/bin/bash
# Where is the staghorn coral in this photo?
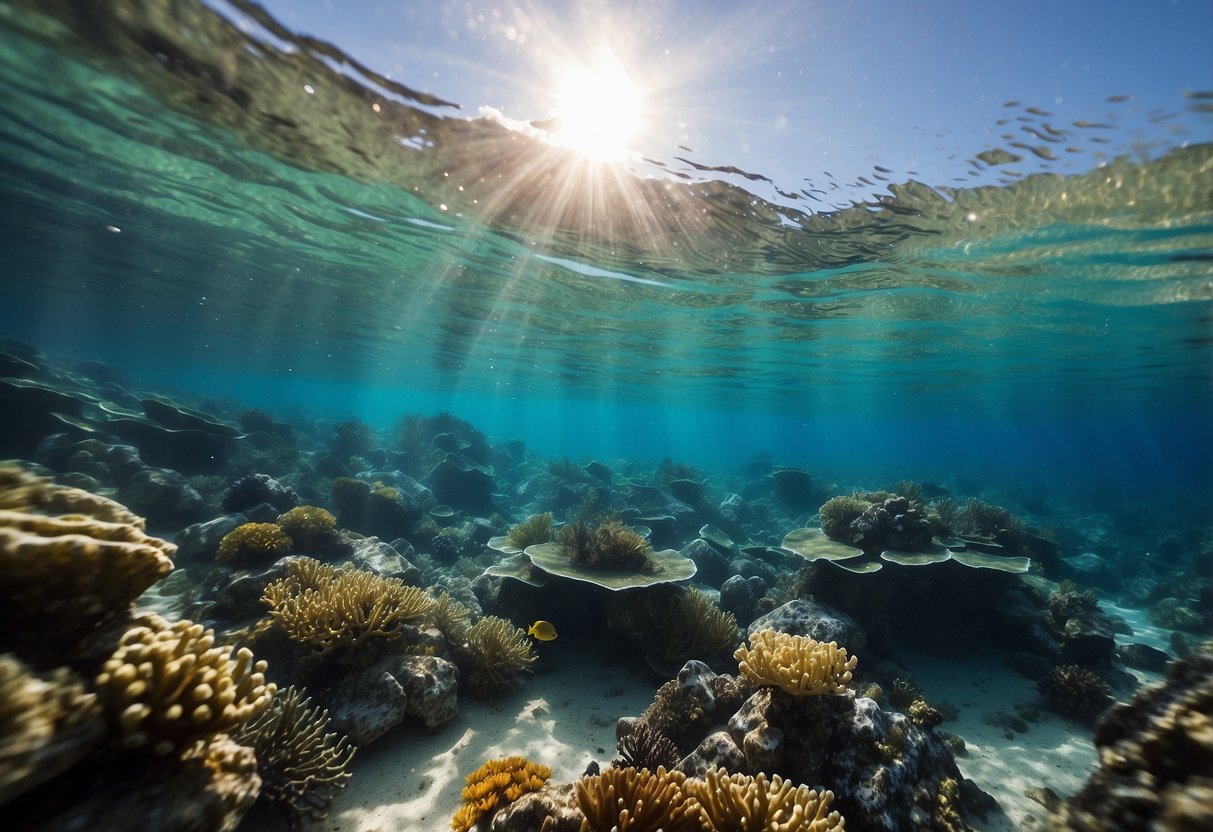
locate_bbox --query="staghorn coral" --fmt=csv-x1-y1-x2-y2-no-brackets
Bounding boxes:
734,629,857,696
276,506,337,552
262,557,435,657
615,722,681,772
231,685,355,831
688,766,845,832
577,765,701,832
216,521,293,565
451,755,551,832
0,653,105,804
94,616,276,755
0,508,175,653
464,616,536,696
660,588,739,663
506,512,554,549
1037,665,1113,721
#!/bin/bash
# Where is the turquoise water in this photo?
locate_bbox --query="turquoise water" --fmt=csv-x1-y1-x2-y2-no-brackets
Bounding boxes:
1,0,1211,494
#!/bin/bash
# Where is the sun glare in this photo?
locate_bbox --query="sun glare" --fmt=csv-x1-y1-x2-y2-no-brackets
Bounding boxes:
553,62,643,163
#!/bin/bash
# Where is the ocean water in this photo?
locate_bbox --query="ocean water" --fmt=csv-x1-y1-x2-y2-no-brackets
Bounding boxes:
1,2,1212,830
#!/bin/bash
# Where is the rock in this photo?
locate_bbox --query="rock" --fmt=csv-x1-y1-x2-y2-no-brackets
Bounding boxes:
719,575,756,621
312,455,350,479
1007,651,1055,681
175,513,247,565
681,539,731,588
427,456,494,514
490,782,582,832
347,536,422,585
1022,623,1062,661
1149,597,1207,632
747,599,866,652
1060,552,1115,584
1118,643,1170,673
718,493,752,525
104,444,146,482
676,730,746,777
221,473,299,514
1061,613,1116,665
330,655,459,744
117,467,206,529
209,561,291,622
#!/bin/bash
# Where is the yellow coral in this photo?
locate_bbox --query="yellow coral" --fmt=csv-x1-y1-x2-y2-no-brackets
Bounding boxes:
0,653,105,804
262,557,435,656
216,522,293,565
0,464,145,527
276,506,336,551
734,629,857,696
577,766,701,832
94,617,276,755
465,616,536,696
451,755,551,831
0,509,175,648
688,766,845,832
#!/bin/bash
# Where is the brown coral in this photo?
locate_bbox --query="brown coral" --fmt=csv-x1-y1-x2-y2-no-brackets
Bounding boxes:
451,755,551,831
1036,665,1113,721
464,616,536,696
0,653,105,804
577,766,701,832
232,685,355,830
661,588,739,663
216,522,293,565
506,512,553,549
94,617,276,755
262,557,435,657
734,629,857,696
688,766,845,832
275,506,338,553
0,464,144,526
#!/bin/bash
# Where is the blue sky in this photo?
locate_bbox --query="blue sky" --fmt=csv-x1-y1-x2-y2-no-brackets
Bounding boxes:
233,0,1211,206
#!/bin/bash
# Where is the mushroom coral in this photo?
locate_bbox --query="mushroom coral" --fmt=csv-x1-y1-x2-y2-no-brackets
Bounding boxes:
734,629,857,696
94,616,276,755
450,755,551,832
262,557,435,657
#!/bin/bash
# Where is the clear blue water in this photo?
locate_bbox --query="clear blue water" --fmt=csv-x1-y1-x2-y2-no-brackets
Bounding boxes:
1,0,1211,499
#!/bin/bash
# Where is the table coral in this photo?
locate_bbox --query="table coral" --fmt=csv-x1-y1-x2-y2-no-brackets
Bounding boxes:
577,766,701,832
451,755,551,832
734,629,857,696
95,616,276,755
688,766,845,832
262,557,435,657
232,684,355,831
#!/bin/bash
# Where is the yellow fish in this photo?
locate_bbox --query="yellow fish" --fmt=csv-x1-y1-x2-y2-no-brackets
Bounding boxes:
527,620,557,641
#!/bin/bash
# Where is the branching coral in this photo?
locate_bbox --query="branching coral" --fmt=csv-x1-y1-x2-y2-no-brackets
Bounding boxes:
688,766,845,832
464,616,536,696
734,629,857,696
615,723,681,772
0,653,105,804
506,512,553,549
451,755,551,832
231,685,355,831
0,508,175,651
577,766,701,832
262,557,435,657
432,591,472,644
1036,665,1113,721
660,589,739,663
216,522,293,565
94,617,276,755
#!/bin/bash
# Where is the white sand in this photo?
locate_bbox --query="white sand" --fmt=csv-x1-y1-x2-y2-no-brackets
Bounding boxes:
285,647,659,832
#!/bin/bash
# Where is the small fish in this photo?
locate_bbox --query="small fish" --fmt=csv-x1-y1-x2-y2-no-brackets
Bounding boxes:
527,620,558,641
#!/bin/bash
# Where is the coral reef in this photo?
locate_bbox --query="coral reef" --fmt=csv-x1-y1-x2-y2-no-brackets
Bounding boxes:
275,506,340,554
0,654,105,804
1054,646,1213,831
560,512,651,572
432,590,472,644
1036,665,1113,721
0,464,144,526
464,616,536,696
847,495,933,552
231,685,355,830
577,766,701,832
506,512,553,549
262,557,435,657
615,722,681,772
818,494,873,540
688,766,845,832
215,521,293,565
451,755,551,832
734,629,857,696
94,616,276,755
660,588,739,664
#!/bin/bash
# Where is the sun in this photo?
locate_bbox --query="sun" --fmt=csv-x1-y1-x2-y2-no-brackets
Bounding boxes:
552,61,644,163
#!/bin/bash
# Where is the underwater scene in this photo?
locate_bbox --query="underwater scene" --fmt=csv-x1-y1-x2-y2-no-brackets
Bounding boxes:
1,0,1211,830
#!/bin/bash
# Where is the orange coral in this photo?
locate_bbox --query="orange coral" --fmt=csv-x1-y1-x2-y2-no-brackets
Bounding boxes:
451,756,551,831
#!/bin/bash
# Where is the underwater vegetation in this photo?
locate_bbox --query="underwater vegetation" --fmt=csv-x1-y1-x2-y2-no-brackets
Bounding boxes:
614,722,681,772
450,755,551,832
463,616,537,697
659,588,739,664
558,503,653,573
578,766,702,832
506,512,554,549
734,629,858,696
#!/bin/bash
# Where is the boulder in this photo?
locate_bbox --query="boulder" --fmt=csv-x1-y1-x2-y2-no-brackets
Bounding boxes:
747,599,866,652
329,655,459,744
